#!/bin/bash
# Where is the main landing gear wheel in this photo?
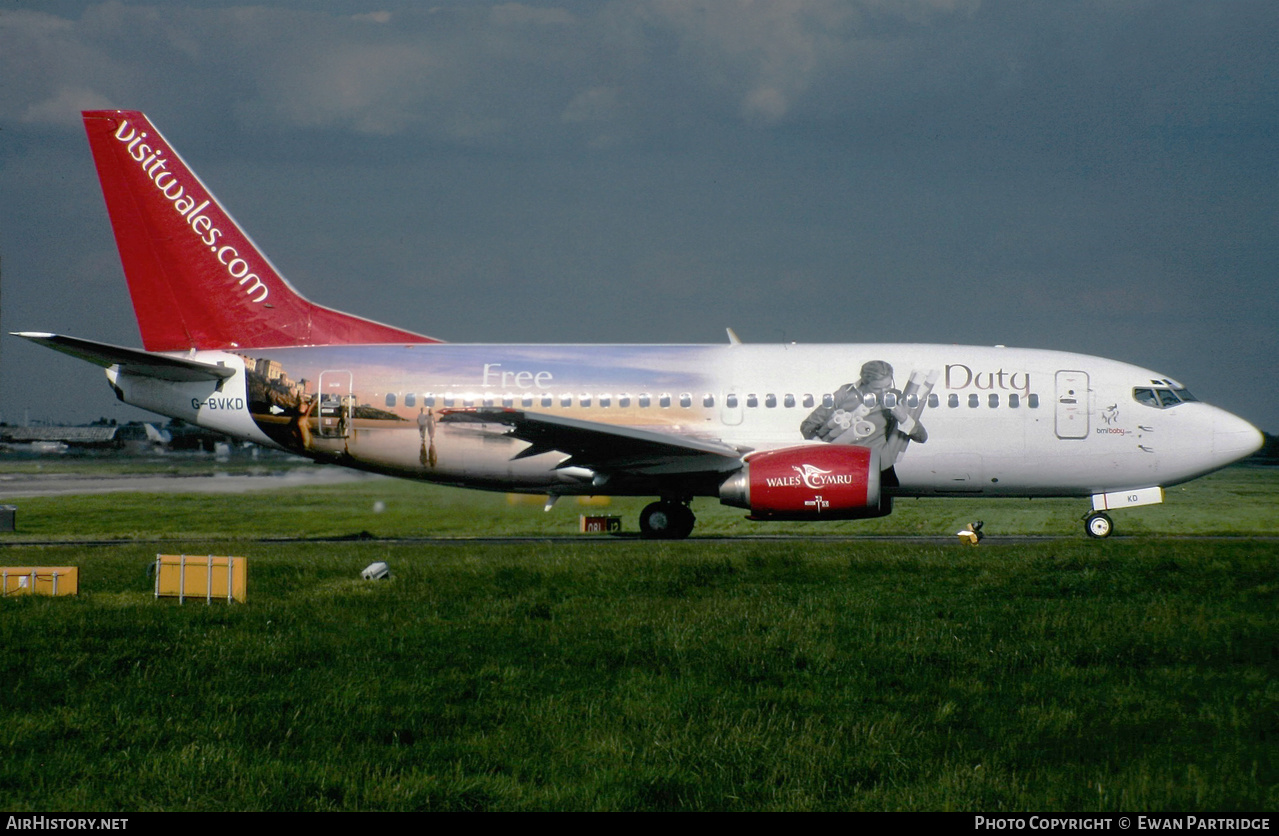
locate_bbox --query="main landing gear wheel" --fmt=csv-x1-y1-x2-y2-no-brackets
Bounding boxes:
1084,511,1114,539
639,500,696,540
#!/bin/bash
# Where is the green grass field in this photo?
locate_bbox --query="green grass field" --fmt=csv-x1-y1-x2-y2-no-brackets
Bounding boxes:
1,460,1276,811
2,459,1276,541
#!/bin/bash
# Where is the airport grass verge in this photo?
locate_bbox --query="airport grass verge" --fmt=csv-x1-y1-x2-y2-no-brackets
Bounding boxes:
2,462,1277,541
1,536,1276,811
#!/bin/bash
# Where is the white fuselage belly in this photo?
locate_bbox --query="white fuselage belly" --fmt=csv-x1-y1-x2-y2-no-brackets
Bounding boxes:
110,342,1256,499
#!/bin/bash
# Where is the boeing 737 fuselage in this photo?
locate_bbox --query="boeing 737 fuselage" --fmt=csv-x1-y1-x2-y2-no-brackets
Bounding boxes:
16,111,1265,538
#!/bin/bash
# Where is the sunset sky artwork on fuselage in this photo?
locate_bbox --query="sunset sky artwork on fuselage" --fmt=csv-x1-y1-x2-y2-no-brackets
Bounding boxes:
239,344,720,457
234,343,939,475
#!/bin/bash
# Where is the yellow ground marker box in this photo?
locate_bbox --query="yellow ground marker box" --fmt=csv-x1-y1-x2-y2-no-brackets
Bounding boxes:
1,566,79,597
154,555,246,604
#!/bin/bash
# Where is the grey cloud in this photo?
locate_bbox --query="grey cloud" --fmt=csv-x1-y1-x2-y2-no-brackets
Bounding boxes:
22,86,115,127
489,3,578,28
0,9,119,126
0,2,1002,142
638,0,861,124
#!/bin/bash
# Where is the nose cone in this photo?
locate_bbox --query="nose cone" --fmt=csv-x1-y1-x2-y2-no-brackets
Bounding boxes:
1212,409,1265,465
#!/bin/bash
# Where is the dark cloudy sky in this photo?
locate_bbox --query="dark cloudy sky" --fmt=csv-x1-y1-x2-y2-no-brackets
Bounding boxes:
1,1,1275,431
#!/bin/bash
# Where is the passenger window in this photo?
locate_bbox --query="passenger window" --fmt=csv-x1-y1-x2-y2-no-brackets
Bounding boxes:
948,394,959,408
784,394,796,408
765,394,777,408
1028,394,1039,408
726,394,738,408
703,395,715,408
444,395,456,407
680,394,692,408
968,394,980,408
989,394,999,408
660,394,672,408
522,395,533,407
619,394,631,408
426,395,437,407
541,395,553,408
482,397,495,408
822,394,835,408
579,395,591,407
639,394,651,408
904,394,918,408
803,395,815,408
747,395,759,408
883,393,897,408
1009,393,1020,408
600,395,611,408
561,394,572,407
405,393,416,408
385,393,397,408
928,394,939,408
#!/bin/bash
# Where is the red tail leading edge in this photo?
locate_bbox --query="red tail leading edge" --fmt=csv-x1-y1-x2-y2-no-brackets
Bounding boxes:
82,110,439,352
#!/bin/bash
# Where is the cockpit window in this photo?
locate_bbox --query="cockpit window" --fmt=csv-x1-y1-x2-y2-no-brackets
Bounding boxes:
1133,386,1198,409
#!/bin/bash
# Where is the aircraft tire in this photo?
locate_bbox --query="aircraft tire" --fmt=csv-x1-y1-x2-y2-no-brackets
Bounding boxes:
640,501,695,540
1085,512,1114,539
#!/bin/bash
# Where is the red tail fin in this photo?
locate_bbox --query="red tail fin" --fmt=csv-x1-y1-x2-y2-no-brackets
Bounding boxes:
83,110,438,351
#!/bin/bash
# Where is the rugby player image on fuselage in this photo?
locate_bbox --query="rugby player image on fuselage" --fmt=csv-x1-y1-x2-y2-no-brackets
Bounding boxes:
800,361,937,466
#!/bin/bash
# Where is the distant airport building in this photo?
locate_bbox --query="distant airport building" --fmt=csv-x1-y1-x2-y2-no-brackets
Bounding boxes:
1,425,123,450
0,421,208,452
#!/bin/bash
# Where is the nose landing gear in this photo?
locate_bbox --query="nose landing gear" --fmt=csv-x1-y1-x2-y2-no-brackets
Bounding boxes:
1084,511,1114,539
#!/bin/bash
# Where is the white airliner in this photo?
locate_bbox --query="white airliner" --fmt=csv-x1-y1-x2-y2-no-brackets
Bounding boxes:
15,111,1264,538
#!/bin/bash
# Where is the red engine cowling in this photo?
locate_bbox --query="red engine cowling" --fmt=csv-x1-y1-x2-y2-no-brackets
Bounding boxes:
719,445,885,520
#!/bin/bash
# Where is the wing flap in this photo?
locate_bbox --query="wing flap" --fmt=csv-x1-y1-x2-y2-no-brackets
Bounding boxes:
438,408,745,475
14,332,236,382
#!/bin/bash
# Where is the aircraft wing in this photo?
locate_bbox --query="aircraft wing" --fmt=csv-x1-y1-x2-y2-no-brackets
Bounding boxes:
438,408,746,476
14,332,236,383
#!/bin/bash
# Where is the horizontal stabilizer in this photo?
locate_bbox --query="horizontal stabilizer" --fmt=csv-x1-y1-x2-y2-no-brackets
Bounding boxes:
13,332,236,382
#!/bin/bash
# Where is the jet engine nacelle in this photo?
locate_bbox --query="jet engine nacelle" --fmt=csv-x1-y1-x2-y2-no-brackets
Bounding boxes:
719,444,887,520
